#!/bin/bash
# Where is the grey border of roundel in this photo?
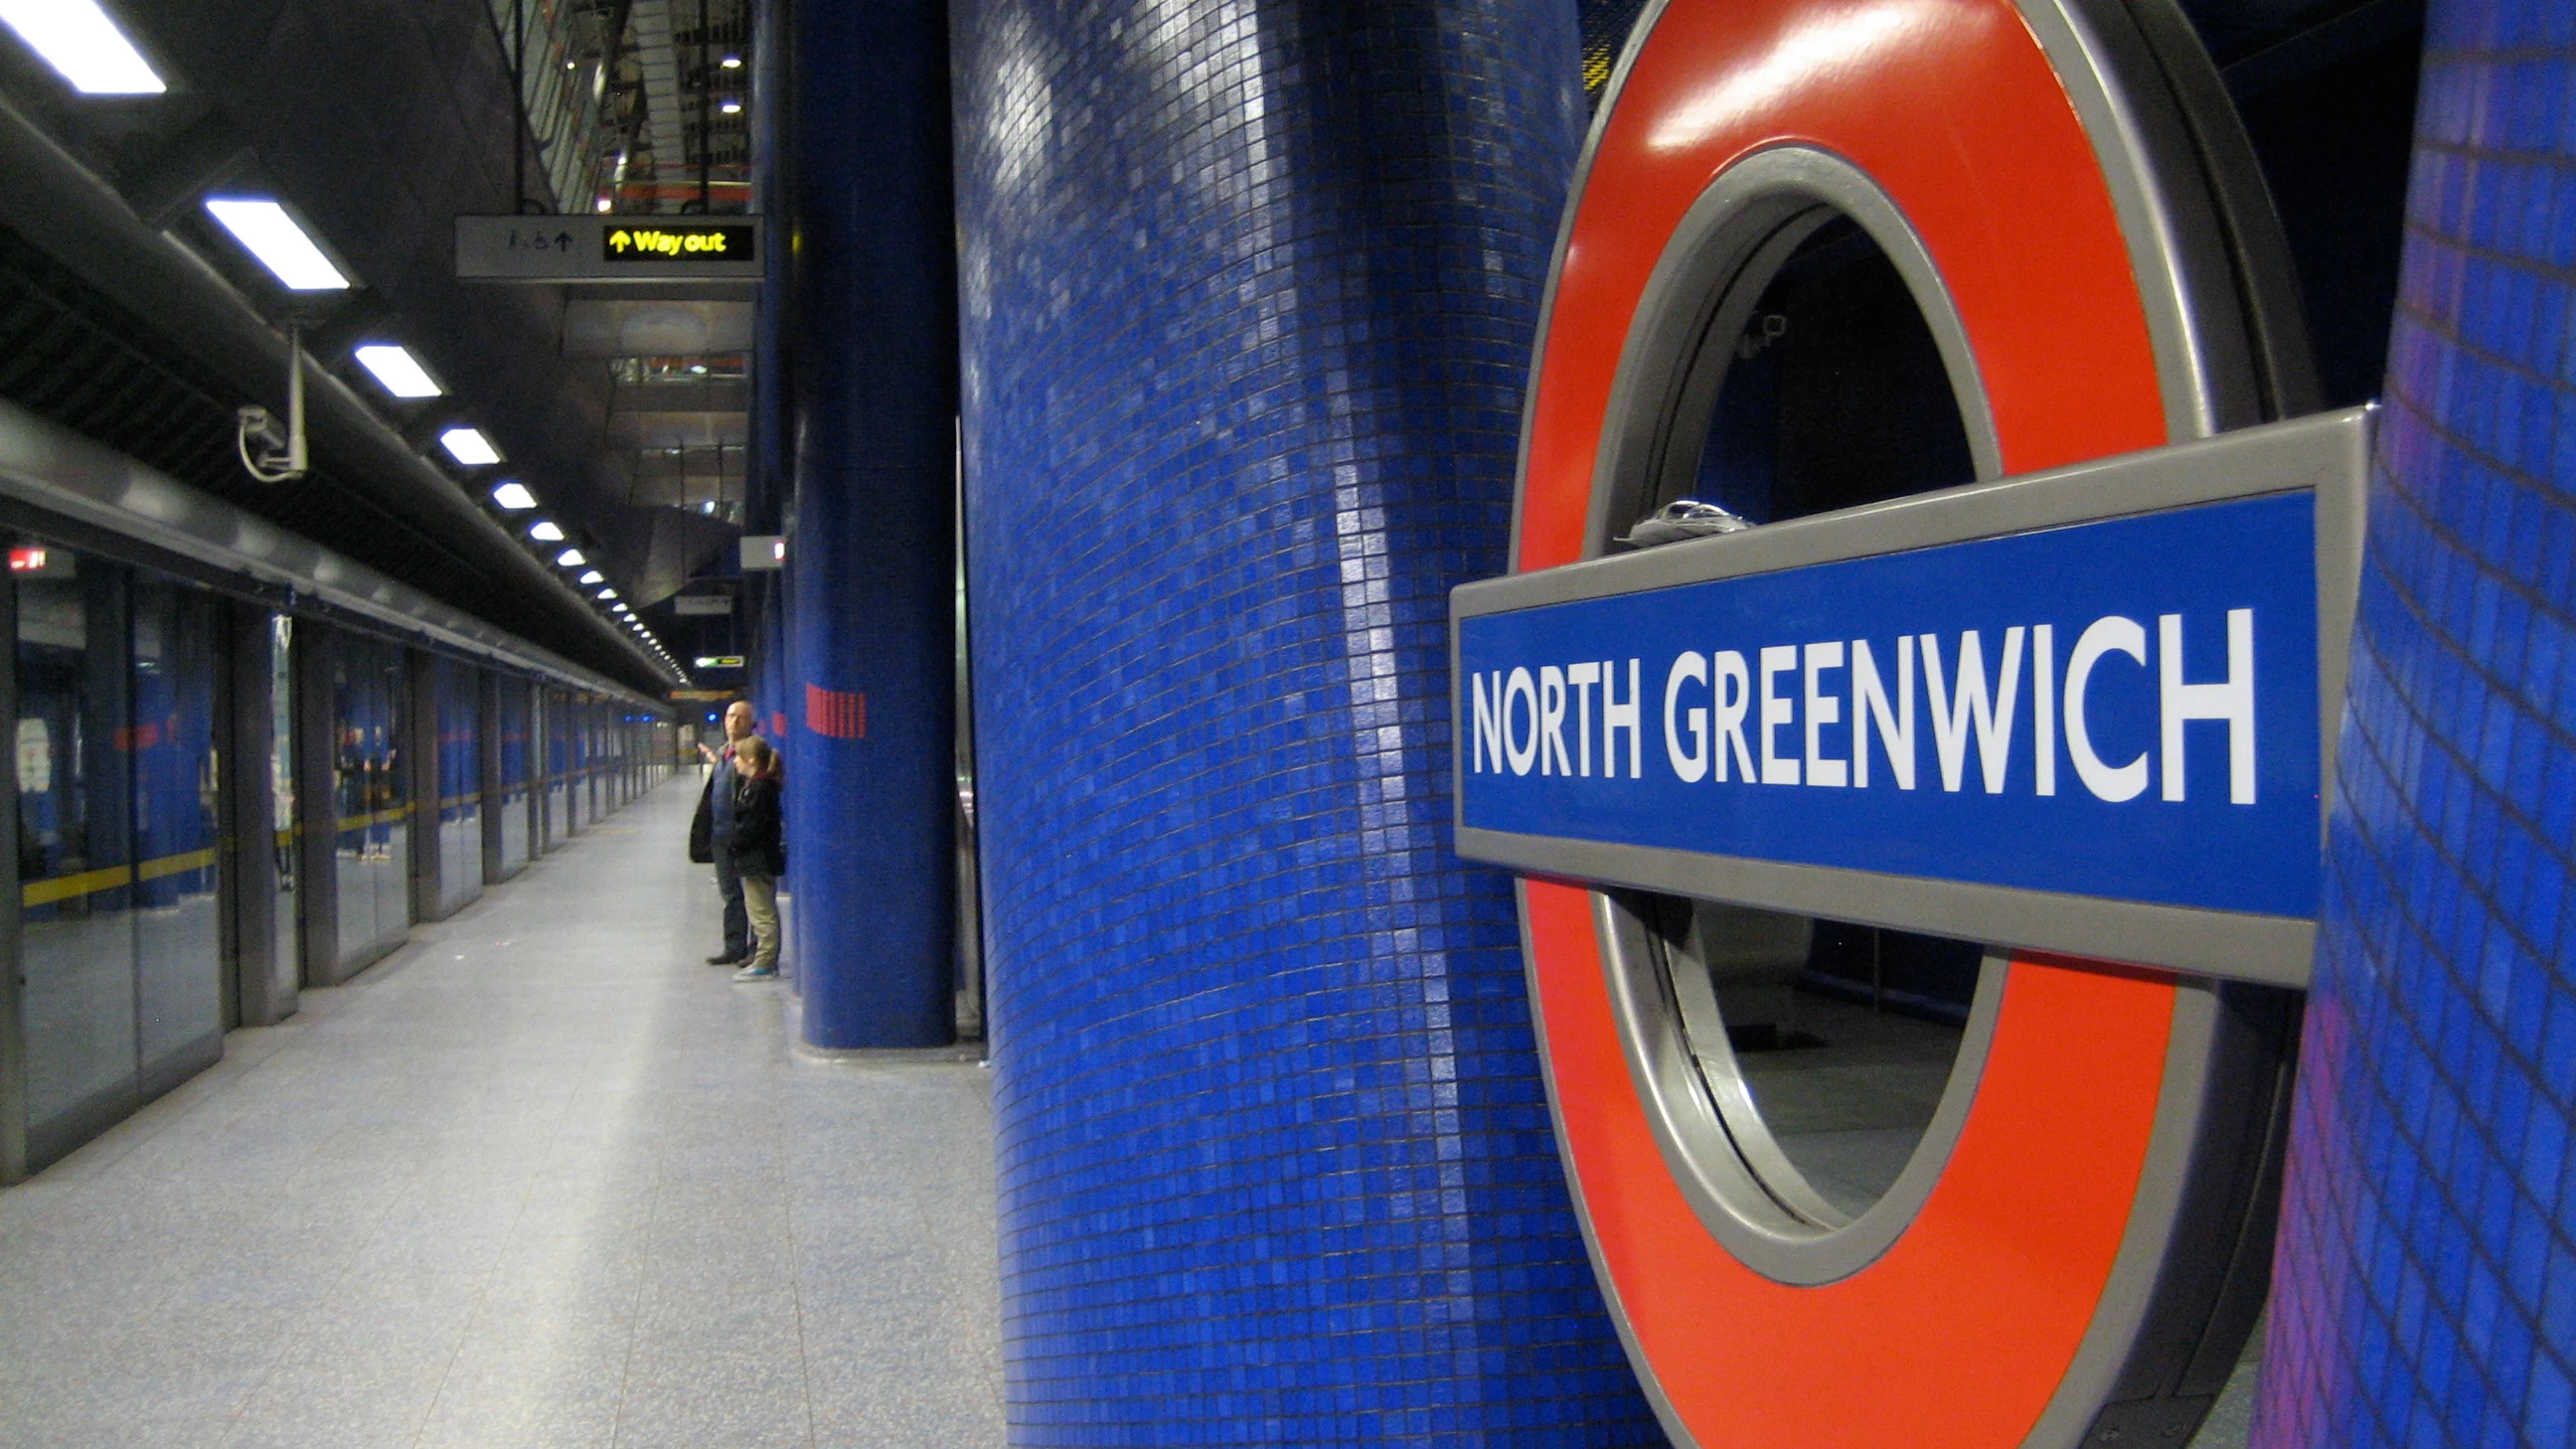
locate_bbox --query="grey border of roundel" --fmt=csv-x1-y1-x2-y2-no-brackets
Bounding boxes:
1575,144,2008,563
1498,6,1689,1437
1455,404,2372,988
2020,0,2268,440
1493,3,2330,1448
1593,885,2012,1284
1511,138,2001,1291
1504,0,1678,576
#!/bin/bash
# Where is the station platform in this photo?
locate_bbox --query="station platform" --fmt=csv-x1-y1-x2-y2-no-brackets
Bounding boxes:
0,777,1002,1448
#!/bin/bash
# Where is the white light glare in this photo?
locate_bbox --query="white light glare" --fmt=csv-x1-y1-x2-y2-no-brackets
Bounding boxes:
352,344,442,399
556,549,585,567
719,99,741,115
720,54,741,69
529,521,565,543
1648,2,1920,156
596,587,618,600
577,569,604,584
204,200,350,290
490,481,538,511
438,427,501,465
0,0,165,94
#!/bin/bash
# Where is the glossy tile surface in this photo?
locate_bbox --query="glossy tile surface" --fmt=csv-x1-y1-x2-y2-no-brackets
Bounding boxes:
953,1,1662,1440
2256,6,2576,1446
0,777,1002,1448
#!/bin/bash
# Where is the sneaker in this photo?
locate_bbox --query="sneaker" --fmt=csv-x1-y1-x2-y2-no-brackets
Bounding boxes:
706,952,745,966
732,963,778,982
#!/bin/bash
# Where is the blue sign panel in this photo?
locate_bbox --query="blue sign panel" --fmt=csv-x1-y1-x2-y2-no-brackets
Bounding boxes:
1456,492,2321,918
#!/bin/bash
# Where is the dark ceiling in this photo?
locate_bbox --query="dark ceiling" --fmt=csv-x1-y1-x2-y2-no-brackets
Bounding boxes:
0,0,760,693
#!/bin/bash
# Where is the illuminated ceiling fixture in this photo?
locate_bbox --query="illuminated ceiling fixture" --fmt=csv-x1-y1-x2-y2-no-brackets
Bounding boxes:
577,569,604,584
594,197,612,213
719,99,741,115
490,481,538,511
529,520,565,543
204,199,349,290
556,548,585,567
352,344,442,399
720,54,741,69
0,0,165,94
596,587,618,600
438,426,501,465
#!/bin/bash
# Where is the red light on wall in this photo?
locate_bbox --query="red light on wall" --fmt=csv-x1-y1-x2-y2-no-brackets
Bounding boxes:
8,546,46,573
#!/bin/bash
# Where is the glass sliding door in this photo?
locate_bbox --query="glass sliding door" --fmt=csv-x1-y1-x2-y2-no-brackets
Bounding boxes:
128,573,222,1079
565,695,586,835
12,543,230,1167
15,548,134,1155
330,634,408,974
267,616,298,989
496,677,531,876
433,658,481,916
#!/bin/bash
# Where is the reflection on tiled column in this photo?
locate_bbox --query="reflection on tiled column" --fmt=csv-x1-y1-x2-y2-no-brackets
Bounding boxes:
2254,8,2576,1447
954,1,1664,1441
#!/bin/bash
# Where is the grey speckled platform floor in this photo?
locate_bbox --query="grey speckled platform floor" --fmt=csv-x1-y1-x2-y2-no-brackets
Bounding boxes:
0,776,1003,1449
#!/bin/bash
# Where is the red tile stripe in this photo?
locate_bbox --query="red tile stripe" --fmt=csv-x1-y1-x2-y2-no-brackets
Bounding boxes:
805,684,866,739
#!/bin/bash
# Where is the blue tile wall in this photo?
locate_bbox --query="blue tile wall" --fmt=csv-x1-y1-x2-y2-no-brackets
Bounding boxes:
951,2,1663,1441
2254,8,2576,1448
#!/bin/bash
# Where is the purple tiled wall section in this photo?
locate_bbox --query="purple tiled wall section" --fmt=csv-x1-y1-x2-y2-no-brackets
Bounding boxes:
2256,7,2576,1447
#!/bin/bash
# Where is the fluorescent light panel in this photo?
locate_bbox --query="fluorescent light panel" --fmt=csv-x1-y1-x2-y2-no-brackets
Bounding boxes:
596,587,618,600
490,481,538,511
204,199,349,290
438,426,501,465
0,0,164,94
556,549,585,567
529,521,565,543
353,344,442,399
577,570,603,584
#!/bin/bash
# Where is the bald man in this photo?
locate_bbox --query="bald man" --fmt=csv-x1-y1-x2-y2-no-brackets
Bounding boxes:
689,700,759,964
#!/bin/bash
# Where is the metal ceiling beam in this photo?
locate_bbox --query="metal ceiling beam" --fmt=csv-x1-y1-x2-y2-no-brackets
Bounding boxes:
0,395,667,712
627,0,684,200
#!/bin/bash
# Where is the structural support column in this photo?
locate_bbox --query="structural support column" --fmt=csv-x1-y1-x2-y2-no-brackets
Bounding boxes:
780,0,957,1047
224,605,294,1027
956,0,1658,1432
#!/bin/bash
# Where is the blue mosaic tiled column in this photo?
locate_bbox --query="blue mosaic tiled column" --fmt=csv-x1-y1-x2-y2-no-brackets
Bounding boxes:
2253,8,2576,1446
778,0,956,1046
954,1,1662,1441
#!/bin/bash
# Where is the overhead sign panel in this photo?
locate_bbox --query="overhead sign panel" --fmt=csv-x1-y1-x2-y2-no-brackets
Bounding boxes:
1450,408,2369,987
455,216,764,282
672,593,734,615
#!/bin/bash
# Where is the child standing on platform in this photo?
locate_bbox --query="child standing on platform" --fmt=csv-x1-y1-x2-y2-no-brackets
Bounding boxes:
726,735,785,981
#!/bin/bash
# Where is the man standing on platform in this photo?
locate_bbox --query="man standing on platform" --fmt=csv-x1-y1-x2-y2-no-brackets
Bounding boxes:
689,699,760,965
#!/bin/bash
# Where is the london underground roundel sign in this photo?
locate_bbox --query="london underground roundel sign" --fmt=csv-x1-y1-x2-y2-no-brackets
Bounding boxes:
1459,1,2363,1445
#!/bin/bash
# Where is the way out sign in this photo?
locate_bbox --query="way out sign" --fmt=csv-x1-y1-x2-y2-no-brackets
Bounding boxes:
455,216,764,282
1451,408,2369,988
